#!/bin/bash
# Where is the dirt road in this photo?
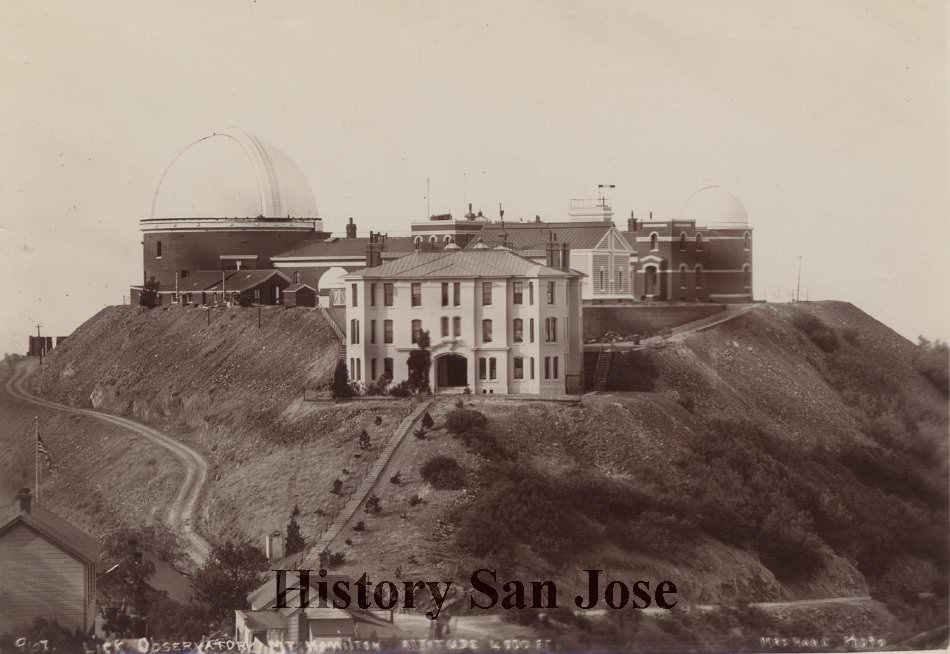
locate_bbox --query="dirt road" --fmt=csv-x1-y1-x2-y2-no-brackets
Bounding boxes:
5,359,211,564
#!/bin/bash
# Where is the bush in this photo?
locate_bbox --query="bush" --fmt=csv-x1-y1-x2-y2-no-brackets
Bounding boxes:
445,408,487,434
353,520,365,532
420,456,466,489
792,313,839,352
365,375,390,396
389,380,412,398
332,360,355,398
456,425,510,460
917,337,949,396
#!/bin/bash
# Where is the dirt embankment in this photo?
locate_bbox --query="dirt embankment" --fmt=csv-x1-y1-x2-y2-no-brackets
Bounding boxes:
12,301,948,622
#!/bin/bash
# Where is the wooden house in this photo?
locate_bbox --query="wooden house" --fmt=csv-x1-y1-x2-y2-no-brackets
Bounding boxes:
0,489,101,634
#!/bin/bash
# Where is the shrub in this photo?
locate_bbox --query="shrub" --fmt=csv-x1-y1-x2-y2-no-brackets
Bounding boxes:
389,380,412,398
421,411,434,429
327,550,346,567
792,313,839,352
332,360,355,398
917,337,949,396
365,375,390,396
420,456,466,489
353,520,365,532
409,494,425,507
445,408,487,434
237,294,254,308
456,425,510,460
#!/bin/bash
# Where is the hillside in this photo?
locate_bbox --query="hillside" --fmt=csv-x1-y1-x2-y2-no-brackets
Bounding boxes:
5,300,947,646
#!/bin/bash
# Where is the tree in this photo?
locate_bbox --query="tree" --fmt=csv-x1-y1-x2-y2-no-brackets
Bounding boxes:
407,330,432,393
285,506,306,556
191,540,268,625
421,411,434,429
98,533,156,637
139,276,160,308
332,360,354,398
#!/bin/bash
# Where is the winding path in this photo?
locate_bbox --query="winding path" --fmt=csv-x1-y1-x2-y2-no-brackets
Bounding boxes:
5,360,211,564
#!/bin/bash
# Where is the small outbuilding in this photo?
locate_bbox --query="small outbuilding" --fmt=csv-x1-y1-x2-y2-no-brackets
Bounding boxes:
283,283,318,307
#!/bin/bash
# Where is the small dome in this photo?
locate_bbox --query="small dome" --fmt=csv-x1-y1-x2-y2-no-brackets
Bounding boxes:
472,241,489,250
151,128,319,219
680,185,748,225
444,242,461,250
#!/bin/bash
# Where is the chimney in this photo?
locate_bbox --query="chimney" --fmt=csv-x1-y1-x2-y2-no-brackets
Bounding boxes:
346,217,357,239
366,231,383,268
545,233,562,269
17,487,31,513
628,211,639,232
561,243,571,271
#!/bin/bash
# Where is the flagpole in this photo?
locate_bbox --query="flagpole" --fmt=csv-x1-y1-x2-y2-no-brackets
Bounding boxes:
34,416,39,503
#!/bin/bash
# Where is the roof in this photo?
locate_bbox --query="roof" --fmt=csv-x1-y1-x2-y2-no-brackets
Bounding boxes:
285,283,316,293
248,571,355,609
151,128,319,220
472,221,614,250
206,269,290,292
273,235,429,260
0,501,101,563
177,270,230,292
346,249,582,280
239,610,288,631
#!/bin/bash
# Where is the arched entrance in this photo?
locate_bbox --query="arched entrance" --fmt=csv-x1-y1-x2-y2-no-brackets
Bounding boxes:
436,354,467,391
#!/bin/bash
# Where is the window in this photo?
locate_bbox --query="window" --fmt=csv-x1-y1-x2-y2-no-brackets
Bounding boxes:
350,358,355,379
679,264,688,289
545,317,557,343
530,357,535,379
529,318,535,343
616,269,624,290
411,319,422,344
441,283,449,307
489,357,497,380
744,232,751,250
371,358,377,380
440,316,449,338
370,319,376,344
742,264,751,289
528,282,534,305
694,264,703,289
546,281,555,304
482,319,493,343
411,283,421,307
370,283,376,306
513,281,524,304
443,235,453,244
383,357,393,379
695,234,703,251
598,268,605,291
482,282,492,306
156,240,162,258
679,232,687,251
453,282,460,306
356,358,361,381
452,316,461,337
513,318,523,343
650,232,659,250
384,283,394,306
544,356,551,379
553,356,559,379
351,283,358,307
414,236,423,250
513,356,524,380
383,320,393,343
350,319,360,344
478,357,487,380
254,288,261,303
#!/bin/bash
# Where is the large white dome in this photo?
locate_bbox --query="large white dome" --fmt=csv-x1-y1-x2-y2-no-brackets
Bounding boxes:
680,185,748,225
151,128,319,219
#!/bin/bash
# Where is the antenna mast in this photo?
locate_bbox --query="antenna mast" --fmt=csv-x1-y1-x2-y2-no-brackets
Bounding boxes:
796,256,802,302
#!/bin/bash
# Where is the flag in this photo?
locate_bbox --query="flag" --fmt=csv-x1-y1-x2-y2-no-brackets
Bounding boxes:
37,433,54,472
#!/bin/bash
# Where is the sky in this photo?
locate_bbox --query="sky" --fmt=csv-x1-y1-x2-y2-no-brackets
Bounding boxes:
1,0,947,355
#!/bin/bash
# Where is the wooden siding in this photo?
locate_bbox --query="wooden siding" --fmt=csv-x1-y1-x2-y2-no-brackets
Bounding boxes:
0,523,91,633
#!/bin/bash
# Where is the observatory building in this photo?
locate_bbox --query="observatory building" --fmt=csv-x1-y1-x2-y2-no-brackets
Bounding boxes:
136,128,328,301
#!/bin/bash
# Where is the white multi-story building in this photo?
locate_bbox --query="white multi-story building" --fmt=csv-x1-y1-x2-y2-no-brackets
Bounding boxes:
343,247,585,395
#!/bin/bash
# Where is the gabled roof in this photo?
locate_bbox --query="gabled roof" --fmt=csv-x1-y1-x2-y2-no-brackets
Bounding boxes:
285,283,317,293
177,271,231,292
0,502,101,564
206,269,291,292
472,221,617,250
346,249,581,280
248,571,354,610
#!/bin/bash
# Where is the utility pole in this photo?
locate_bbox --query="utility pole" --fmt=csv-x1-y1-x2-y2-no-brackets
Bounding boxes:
35,323,43,365
34,417,40,502
796,256,802,302
426,177,430,220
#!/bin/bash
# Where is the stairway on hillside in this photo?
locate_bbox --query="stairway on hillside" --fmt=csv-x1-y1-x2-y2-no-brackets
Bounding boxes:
593,350,612,391
319,307,346,361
